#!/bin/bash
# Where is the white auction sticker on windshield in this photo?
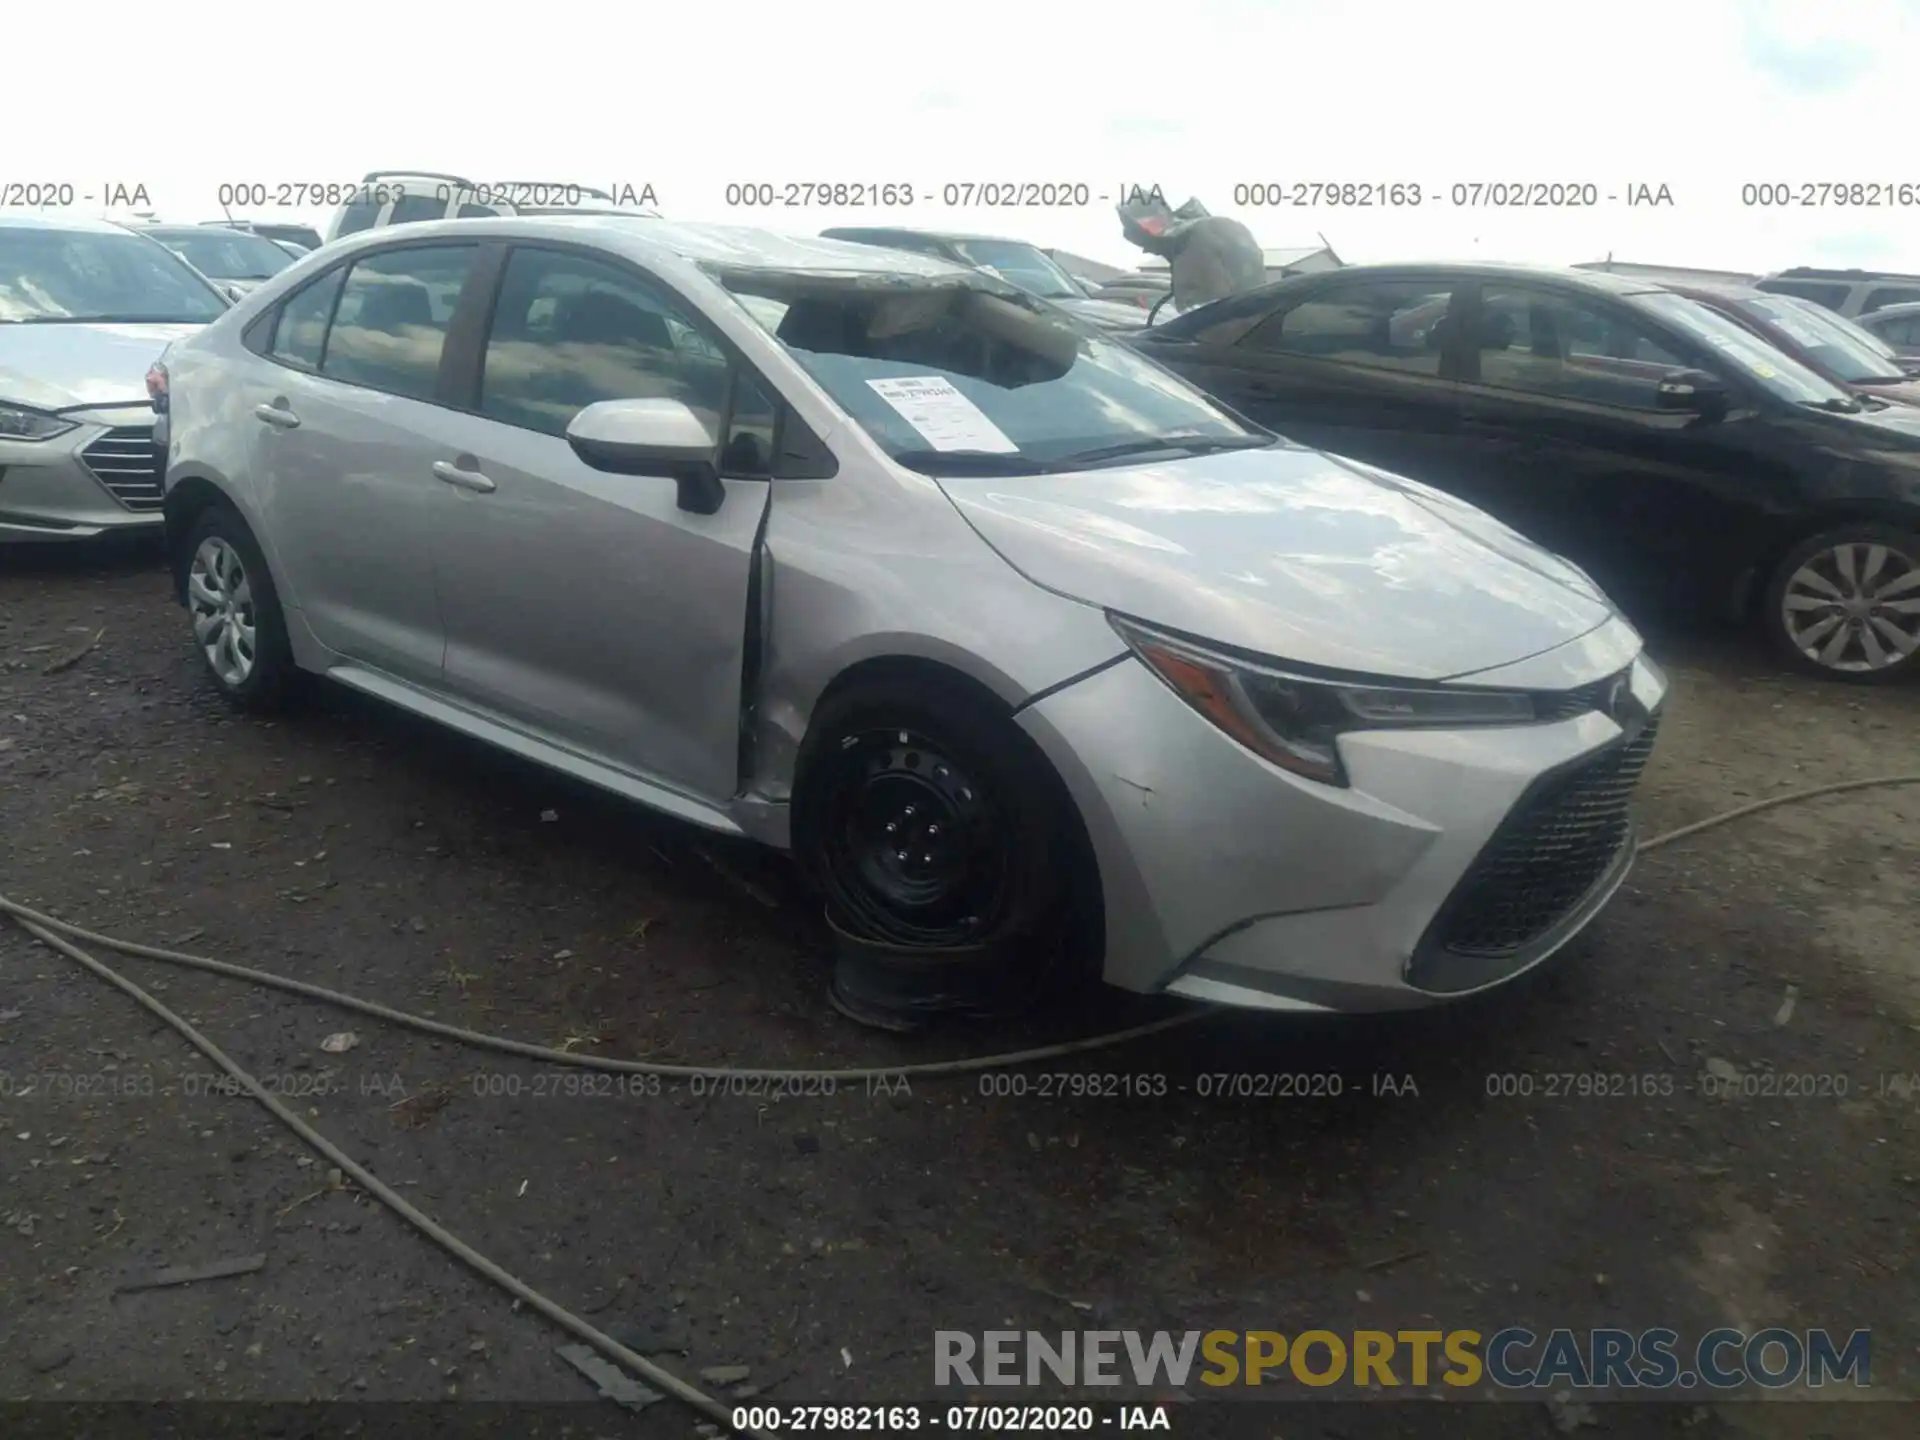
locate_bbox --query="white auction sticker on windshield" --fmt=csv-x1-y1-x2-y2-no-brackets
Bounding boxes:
866,376,1019,453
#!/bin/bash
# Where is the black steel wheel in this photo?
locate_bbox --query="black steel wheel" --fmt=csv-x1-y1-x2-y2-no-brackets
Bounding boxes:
794,674,1070,953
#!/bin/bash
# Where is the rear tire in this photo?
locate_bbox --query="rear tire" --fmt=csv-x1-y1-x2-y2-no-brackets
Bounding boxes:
183,504,299,711
1761,523,1920,683
792,674,1072,962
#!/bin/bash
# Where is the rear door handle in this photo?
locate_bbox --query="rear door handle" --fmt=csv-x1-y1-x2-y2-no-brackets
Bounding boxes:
432,459,496,494
253,402,300,429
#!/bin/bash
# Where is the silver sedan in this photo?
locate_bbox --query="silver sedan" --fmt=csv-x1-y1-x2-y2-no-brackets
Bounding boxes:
152,216,1666,1016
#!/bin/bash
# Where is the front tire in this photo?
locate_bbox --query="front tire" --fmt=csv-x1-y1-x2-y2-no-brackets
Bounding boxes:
1763,523,1920,682
183,505,298,711
793,674,1071,959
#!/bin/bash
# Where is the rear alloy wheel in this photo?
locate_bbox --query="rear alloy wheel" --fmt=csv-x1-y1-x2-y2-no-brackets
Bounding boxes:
189,535,258,688
183,506,297,710
1766,525,1920,681
796,678,1069,955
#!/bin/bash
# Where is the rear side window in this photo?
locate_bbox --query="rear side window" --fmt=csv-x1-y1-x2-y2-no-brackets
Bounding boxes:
335,196,381,238
1242,280,1455,374
320,245,477,401
478,247,733,438
1861,286,1920,314
388,194,448,227
1755,279,1850,311
456,203,499,219
268,268,346,370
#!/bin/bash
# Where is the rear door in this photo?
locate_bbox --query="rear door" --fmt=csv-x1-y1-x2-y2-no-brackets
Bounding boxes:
244,241,484,681
424,243,772,804
1161,274,1477,488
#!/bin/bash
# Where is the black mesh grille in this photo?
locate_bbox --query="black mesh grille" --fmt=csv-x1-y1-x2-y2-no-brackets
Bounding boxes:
1534,670,1625,722
81,426,163,511
1433,715,1659,960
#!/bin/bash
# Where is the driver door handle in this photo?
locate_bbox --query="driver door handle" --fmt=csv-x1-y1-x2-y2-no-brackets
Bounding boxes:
432,459,496,494
253,402,300,430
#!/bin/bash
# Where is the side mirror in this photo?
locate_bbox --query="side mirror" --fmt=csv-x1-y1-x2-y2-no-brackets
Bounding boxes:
1655,368,1729,418
566,398,725,514
224,283,247,303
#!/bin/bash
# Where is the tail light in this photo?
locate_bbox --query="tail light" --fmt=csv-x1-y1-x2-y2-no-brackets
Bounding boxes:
146,362,169,412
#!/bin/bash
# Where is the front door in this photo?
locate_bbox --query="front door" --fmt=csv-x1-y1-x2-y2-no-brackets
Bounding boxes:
426,245,772,805
1449,282,1794,606
1165,275,1478,493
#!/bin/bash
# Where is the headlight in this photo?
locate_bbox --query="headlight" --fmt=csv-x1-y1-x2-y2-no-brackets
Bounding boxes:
0,401,77,442
1110,614,1536,787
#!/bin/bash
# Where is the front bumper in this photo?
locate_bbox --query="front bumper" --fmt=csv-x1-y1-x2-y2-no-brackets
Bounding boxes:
1016,636,1668,1013
0,405,166,543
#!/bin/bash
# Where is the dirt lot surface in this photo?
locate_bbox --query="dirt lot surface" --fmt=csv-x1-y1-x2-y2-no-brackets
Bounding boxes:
1,545,1916,1439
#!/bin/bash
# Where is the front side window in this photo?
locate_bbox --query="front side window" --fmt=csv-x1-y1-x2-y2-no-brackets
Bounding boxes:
1241,280,1454,375
1468,286,1684,409
479,248,732,439
0,227,228,324
320,245,476,401
1862,286,1920,314
719,269,1264,476
269,267,346,370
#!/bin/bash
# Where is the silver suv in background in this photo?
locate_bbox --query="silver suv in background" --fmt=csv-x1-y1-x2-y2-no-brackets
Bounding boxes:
151,215,1664,1019
0,214,228,543
324,170,659,243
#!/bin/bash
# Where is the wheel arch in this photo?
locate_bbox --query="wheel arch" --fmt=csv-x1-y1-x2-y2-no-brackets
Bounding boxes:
791,651,1107,979
161,473,239,604
1735,501,1920,620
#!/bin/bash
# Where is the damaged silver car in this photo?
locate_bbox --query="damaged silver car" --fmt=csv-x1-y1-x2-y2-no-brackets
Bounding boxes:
153,216,1664,1018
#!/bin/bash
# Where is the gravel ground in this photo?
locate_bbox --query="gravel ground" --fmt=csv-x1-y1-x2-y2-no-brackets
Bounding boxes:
0,543,1916,1439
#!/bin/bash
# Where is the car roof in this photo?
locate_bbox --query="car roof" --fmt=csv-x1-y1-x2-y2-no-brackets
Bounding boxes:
1863,299,1920,320
326,214,978,278
0,212,139,235
139,224,264,239
1280,260,1664,295
821,225,1037,247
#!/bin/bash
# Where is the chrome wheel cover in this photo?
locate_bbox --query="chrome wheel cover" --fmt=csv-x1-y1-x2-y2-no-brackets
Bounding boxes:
1782,540,1920,673
187,536,258,687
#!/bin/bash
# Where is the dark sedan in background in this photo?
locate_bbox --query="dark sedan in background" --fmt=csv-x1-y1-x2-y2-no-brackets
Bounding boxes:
1127,263,1920,680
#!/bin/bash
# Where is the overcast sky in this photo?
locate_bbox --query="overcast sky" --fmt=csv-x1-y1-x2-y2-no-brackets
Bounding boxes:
10,0,1919,274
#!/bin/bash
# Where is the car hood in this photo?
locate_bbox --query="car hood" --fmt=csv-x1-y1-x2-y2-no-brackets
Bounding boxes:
0,322,204,411
937,444,1617,681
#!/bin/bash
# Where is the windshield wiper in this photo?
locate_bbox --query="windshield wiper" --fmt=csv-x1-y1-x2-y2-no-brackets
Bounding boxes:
1051,434,1272,469
888,448,1047,476
1801,396,1864,414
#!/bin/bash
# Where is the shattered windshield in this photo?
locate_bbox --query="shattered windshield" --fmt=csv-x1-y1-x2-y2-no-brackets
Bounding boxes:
717,269,1265,476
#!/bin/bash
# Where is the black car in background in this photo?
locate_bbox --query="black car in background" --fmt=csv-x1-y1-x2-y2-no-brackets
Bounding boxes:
1127,263,1920,681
